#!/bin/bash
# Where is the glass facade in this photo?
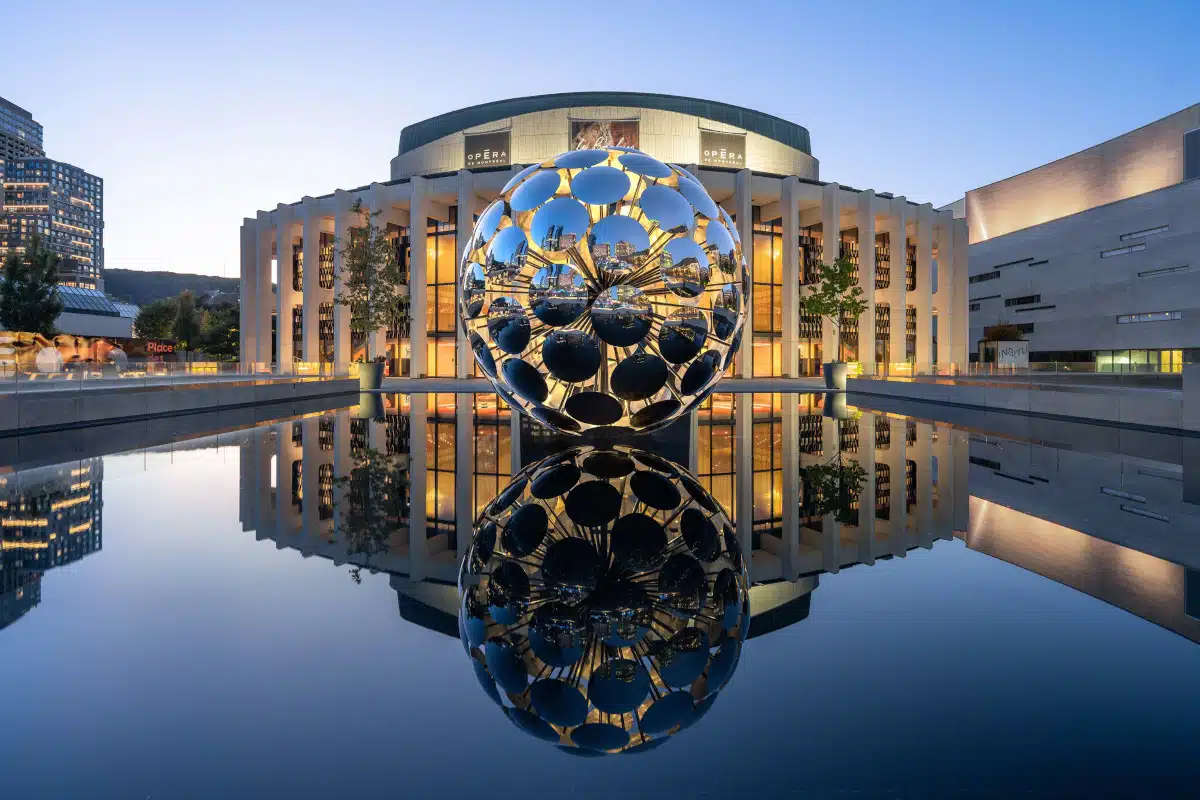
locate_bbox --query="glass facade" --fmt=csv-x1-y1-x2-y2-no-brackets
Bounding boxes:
752,215,783,377
425,209,457,378
1096,349,1184,373
0,96,44,165
1,158,103,289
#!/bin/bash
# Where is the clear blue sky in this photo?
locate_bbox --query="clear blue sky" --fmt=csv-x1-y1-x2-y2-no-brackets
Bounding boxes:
5,0,1197,278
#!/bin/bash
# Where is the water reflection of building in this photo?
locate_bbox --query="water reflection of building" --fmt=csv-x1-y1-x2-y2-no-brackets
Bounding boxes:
237,393,969,637
0,459,103,631
965,434,1200,641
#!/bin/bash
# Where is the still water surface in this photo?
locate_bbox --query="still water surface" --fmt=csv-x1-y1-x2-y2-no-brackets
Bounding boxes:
1,392,1197,797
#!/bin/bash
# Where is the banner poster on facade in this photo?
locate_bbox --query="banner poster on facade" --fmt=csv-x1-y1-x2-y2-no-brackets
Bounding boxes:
464,131,511,168
570,119,639,150
0,331,178,375
699,130,746,168
995,341,1030,368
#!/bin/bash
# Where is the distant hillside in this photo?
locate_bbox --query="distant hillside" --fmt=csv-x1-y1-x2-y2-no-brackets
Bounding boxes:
104,269,241,306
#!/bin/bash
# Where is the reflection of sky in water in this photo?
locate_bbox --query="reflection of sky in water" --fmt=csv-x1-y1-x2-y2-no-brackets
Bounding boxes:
0,400,1197,797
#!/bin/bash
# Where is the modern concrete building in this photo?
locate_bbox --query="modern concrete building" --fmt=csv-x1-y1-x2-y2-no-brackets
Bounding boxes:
964,103,1200,370
240,92,969,379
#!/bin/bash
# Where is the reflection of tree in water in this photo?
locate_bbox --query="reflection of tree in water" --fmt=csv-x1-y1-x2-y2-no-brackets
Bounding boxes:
801,455,867,526
333,448,409,583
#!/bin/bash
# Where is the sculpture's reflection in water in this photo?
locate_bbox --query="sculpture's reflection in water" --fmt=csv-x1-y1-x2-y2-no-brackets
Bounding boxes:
460,445,749,754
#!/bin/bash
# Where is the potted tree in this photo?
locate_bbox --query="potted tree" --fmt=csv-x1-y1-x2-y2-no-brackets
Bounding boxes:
335,200,406,391
801,254,867,391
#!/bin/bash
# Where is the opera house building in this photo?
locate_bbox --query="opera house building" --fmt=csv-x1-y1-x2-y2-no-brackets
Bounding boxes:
238,92,968,380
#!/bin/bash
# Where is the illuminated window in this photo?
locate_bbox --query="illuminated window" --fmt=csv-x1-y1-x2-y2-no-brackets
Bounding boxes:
752,212,783,377
425,209,458,377
1116,310,1180,324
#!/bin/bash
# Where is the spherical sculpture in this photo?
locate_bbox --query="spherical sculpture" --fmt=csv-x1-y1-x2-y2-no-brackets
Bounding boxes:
460,149,747,434
459,446,750,755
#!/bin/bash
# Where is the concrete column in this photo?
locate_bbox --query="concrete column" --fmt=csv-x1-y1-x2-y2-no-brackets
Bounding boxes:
857,191,877,376
932,423,954,541
301,201,321,369
886,418,909,556
239,218,258,367
915,204,934,374
255,426,274,537
456,170,475,379
455,394,474,559
856,412,876,565
275,421,301,536
409,177,429,378
933,214,953,371
365,187,390,362
781,177,801,378
913,421,934,547
820,415,840,573
780,400,800,577
332,192,353,373
255,210,274,365
886,198,908,375
734,394,753,570
275,206,297,372
238,434,256,531
820,183,841,366
952,218,970,370
301,418,320,539
409,397,428,580
332,410,351,536
734,169,753,379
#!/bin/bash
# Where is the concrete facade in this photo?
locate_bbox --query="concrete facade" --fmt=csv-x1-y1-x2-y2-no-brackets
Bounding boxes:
964,103,1200,366
240,94,968,379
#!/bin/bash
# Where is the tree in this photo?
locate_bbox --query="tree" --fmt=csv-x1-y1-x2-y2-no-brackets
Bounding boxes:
0,234,64,335
800,255,868,362
173,290,201,350
335,200,406,358
333,448,409,581
983,324,1024,342
197,305,239,360
133,298,177,339
802,455,868,524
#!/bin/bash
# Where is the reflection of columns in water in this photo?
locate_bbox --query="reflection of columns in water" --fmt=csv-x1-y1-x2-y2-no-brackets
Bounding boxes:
912,420,934,549
275,419,302,538
408,396,428,582
455,394,474,561
855,411,877,567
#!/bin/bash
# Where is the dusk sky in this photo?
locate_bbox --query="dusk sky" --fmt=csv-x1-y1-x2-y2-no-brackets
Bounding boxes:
5,0,1198,278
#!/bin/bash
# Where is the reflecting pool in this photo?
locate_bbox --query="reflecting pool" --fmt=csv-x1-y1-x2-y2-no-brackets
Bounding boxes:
0,392,1197,797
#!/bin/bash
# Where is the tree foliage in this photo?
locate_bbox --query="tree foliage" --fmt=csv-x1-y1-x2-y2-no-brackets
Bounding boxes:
333,448,409,579
0,234,64,335
133,298,177,339
983,324,1024,342
800,255,868,359
802,455,867,524
197,305,239,359
173,290,201,350
335,201,407,345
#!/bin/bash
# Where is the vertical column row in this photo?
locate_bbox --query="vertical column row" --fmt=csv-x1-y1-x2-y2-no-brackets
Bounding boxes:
275,206,297,371
886,198,908,374
819,183,841,366
857,190,877,377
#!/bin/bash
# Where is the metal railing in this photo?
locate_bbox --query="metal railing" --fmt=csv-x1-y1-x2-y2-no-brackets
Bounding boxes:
0,361,354,394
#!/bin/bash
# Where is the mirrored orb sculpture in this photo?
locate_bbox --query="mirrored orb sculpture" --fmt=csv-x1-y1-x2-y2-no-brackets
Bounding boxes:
459,445,749,754
460,149,748,434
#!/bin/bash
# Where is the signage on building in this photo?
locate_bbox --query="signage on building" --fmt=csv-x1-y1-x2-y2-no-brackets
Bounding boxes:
700,130,746,168
570,119,639,150
464,131,511,168
995,341,1029,368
